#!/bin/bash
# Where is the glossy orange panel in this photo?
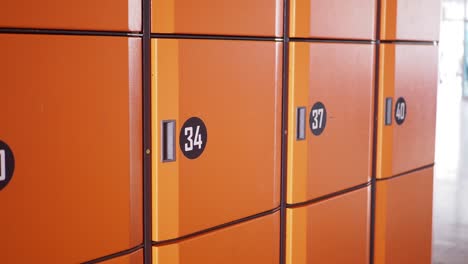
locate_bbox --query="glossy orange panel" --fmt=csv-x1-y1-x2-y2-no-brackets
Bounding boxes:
288,42,374,204
1,0,141,31
0,35,142,263
101,250,143,264
152,39,282,241
374,167,433,264
290,0,376,39
154,212,280,264
152,0,283,36
376,44,438,179
286,187,370,264
380,0,440,41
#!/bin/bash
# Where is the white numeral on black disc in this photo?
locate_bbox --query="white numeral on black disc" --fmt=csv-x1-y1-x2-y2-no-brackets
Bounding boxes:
309,102,327,136
0,141,15,191
395,97,407,125
180,117,208,159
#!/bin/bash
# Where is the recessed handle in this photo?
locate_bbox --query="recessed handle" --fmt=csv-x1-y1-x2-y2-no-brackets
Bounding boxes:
296,107,306,140
385,98,393,126
161,120,176,162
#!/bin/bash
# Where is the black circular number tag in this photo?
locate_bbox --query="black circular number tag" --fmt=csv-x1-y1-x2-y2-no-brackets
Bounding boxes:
179,117,208,159
0,141,15,191
394,97,407,125
309,102,327,136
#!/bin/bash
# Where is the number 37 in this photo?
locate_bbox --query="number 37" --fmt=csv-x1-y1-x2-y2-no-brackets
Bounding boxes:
311,108,324,129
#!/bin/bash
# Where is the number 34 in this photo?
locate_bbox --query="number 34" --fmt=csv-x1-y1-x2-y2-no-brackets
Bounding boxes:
184,126,203,152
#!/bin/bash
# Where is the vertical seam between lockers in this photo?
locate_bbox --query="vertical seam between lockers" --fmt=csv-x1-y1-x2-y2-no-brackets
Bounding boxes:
142,0,153,262
370,0,383,263
280,0,290,263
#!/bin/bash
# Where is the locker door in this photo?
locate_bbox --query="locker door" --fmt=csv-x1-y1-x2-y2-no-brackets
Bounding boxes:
100,250,143,264
153,212,280,264
288,42,374,204
0,34,142,263
290,0,376,39
376,44,438,179
152,39,282,241
286,187,370,264
374,167,433,264
0,0,141,31
152,0,283,36
380,0,440,41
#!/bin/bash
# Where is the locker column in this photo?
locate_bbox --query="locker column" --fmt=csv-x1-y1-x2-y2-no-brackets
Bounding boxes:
0,1,144,263
150,1,284,263
374,0,441,263
286,0,377,263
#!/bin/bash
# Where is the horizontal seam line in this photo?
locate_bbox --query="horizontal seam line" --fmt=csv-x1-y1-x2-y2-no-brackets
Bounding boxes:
379,40,438,45
151,33,282,41
81,244,144,264
0,28,142,37
152,207,281,246
290,38,376,44
286,181,372,209
376,164,435,182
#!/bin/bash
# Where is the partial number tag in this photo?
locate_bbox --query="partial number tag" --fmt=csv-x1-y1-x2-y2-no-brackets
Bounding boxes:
0,149,5,182
0,141,15,191
309,102,327,136
180,117,208,159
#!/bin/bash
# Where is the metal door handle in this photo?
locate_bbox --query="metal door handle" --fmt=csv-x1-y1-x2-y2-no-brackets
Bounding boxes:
297,107,306,140
161,120,176,162
385,97,393,126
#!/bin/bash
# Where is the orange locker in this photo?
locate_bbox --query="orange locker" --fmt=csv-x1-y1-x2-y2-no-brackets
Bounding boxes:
0,34,142,263
380,0,440,41
152,39,282,241
374,167,433,264
376,44,438,179
288,42,374,204
152,0,283,36
0,0,141,31
290,0,376,39
101,250,143,264
153,212,280,264
286,187,370,264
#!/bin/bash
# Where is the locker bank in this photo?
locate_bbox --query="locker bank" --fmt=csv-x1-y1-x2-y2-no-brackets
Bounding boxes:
0,0,441,263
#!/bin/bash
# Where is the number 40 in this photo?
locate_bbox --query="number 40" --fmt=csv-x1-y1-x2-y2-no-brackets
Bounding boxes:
396,102,406,120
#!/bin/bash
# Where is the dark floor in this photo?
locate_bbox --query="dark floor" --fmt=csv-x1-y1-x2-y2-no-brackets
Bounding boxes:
432,78,468,264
